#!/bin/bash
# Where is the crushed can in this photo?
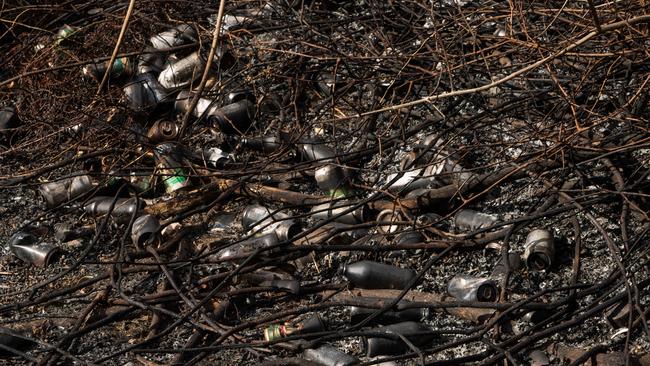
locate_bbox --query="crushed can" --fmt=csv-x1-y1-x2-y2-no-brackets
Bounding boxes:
123,72,170,113
214,232,281,261
8,232,60,267
298,139,336,162
174,89,215,118
454,209,498,232
84,197,143,220
447,274,498,302
82,57,132,82
242,204,301,242
149,23,197,51
137,47,165,74
39,174,96,208
131,214,161,247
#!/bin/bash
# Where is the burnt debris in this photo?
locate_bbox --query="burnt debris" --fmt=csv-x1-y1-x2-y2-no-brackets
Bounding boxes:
1,0,650,365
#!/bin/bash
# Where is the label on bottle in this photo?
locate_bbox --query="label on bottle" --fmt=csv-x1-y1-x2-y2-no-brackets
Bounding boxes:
113,57,126,75
163,168,189,193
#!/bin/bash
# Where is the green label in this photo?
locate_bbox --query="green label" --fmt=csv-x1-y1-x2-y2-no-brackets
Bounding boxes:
113,58,125,74
164,168,188,192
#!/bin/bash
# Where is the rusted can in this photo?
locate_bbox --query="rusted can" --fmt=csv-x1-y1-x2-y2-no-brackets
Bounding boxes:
147,120,179,143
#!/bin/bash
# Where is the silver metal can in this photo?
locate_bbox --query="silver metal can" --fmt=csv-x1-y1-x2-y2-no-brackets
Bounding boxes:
376,209,404,234
310,200,366,225
149,24,197,51
523,229,554,271
8,232,59,267
447,274,498,302
131,214,160,247
39,174,96,208
454,209,497,232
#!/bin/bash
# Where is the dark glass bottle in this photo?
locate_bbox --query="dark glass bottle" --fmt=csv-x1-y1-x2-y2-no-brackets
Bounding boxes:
363,321,434,357
310,200,366,225
342,260,416,290
207,99,255,135
263,314,326,341
350,305,427,325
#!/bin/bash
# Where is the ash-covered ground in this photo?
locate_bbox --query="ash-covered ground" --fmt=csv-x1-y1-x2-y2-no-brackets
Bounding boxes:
1,0,650,365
